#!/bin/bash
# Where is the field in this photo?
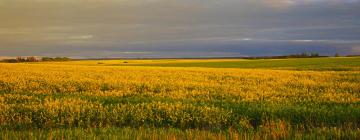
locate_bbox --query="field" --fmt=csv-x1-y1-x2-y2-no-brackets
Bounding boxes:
42,57,360,71
0,57,360,139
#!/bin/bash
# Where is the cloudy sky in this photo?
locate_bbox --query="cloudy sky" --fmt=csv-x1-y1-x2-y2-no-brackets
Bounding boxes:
1,0,360,58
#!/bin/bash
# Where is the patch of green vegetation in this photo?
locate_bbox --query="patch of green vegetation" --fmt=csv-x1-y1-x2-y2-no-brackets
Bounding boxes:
126,57,360,71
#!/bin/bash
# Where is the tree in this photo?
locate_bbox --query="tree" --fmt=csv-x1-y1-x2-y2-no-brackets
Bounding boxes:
310,52,319,57
26,57,38,62
300,52,309,57
42,57,71,61
16,57,26,62
335,53,340,57
3,59,18,63
42,57,54,61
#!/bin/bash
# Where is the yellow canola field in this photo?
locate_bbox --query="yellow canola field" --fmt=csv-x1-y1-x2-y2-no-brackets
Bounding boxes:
0,63,359,130
0,63,358,103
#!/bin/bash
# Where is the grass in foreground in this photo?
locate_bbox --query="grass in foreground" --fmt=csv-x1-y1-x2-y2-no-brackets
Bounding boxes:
1,127,359,140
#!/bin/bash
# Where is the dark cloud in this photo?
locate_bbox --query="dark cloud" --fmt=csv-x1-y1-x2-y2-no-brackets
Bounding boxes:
0,0,359,58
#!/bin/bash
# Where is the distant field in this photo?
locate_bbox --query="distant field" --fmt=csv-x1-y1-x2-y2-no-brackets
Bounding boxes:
124,57,360,71
0,57,360,139
40,57,360,71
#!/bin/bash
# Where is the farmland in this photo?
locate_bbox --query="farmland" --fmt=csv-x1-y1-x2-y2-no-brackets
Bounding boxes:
0,57,359,139
43,57,360,71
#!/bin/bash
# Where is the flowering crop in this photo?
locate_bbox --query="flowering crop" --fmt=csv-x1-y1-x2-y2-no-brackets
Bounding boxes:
0,62,359,137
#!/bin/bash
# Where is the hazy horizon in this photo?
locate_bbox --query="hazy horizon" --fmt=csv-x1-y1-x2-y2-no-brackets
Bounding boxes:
1,0,360,58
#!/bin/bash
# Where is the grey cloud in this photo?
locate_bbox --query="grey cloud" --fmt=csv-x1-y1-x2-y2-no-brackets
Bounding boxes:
0,0,359,58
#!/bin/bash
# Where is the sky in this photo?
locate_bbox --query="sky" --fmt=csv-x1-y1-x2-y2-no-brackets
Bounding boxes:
0,0,360,58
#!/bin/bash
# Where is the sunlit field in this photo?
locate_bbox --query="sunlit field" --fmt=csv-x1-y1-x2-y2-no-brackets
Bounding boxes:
1,57,360,139
43,57,360,71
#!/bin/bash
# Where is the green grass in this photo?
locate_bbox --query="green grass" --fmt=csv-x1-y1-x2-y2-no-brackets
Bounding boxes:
124,57,360,71
1,127,359,140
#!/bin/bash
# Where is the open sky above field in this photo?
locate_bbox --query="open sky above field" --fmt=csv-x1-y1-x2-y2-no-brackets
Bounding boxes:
1,0,360,58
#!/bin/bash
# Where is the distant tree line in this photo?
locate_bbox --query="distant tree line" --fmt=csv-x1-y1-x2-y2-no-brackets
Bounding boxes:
287,52,320,58
2,57,39,63
41,57,71,61
1,57,71,63
244,52,323,59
